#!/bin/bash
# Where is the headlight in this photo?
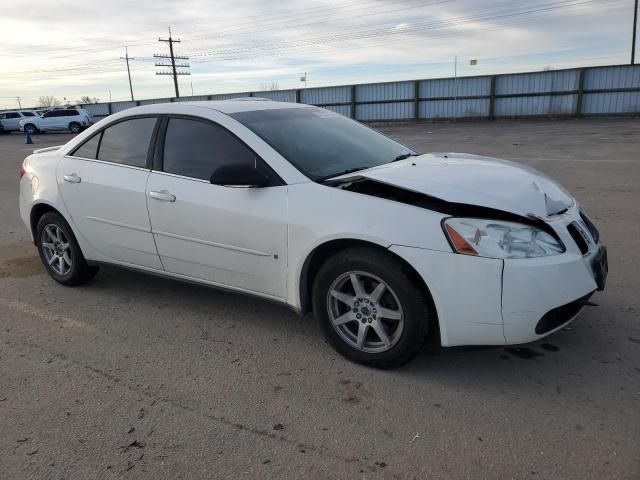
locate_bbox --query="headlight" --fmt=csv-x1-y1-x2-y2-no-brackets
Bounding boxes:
443,218,564,259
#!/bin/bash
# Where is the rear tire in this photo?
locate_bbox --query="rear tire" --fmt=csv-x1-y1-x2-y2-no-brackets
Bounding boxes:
35,212,99,286
313,247,432,369
24,123,37,135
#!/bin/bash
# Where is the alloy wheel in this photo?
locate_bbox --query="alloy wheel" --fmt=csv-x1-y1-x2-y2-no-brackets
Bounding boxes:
41,224,73,276
327,271,404,353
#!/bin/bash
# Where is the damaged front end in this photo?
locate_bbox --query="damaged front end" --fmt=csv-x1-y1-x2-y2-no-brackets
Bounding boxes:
325,170,605,346
332,176,562,241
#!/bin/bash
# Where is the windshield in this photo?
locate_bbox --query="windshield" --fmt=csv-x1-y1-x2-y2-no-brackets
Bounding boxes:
230,107,415,181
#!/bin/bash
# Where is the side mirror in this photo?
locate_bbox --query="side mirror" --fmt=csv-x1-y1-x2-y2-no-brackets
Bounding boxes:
210,163,270,188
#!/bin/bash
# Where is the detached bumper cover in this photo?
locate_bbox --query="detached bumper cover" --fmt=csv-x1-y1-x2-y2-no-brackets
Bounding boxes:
501,251,598,344
391,240,603,347
390,245,505,346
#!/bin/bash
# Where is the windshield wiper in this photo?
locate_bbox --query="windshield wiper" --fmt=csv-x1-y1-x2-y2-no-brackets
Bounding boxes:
319,166,372,183
391,153,421,162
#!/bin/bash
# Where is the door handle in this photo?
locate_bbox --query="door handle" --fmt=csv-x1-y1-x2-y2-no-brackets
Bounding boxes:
149,190,176,202
63,173,81,183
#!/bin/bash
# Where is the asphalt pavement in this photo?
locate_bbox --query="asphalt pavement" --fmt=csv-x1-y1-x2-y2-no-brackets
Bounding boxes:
0,120,638,479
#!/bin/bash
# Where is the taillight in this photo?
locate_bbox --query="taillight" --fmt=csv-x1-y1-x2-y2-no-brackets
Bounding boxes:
19,158,28,178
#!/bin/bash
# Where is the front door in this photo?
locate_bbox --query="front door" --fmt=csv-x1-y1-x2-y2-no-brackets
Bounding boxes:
57,116,162,269
40,111,60,130
146,116,288,299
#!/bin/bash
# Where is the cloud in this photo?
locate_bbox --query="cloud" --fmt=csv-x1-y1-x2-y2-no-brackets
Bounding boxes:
0,0,632,108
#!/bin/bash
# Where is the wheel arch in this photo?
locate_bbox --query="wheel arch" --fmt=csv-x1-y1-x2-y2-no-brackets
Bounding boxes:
298,238,440,340
29,202,68,244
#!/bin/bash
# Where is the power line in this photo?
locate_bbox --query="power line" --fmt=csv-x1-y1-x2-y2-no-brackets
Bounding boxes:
154,27,190,98
182,0,454,43
0,0,626,81
186,0,617,61
1,0,614,75
2,0,389,61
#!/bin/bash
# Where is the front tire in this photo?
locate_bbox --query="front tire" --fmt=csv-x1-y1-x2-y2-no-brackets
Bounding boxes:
69,122,81,134
313,247,432,369
24,123,37,135
36,212,99,286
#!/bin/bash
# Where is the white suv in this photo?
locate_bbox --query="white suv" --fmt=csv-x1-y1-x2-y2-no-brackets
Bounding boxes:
20,108,93,134
0,110,40,133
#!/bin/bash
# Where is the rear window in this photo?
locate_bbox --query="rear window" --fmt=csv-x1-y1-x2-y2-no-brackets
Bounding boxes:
21,112,35,117
97,117,157,168
71,133,101,159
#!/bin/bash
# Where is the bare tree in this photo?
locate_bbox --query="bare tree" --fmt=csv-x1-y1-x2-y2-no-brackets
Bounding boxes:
259,82,279,91
76,96,100,104
37,96,62,108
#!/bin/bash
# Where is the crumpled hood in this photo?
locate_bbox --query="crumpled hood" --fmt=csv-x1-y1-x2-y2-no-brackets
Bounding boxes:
340,152,573,217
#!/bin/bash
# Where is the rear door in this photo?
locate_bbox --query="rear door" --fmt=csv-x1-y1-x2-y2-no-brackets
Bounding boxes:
4,112,22,130
146,116,288,299
60,110,80,130
57,116,162,269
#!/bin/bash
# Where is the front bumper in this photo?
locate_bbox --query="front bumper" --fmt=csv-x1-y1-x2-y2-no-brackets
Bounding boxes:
500,250,598,344
390,205,605,347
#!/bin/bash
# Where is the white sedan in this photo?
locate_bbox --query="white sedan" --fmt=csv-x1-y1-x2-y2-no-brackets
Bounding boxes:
18,100,607,368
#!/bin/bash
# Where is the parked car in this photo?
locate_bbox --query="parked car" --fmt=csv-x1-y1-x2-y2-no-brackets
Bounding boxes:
18,100,607,368
19,108,93,134
0,110,40,132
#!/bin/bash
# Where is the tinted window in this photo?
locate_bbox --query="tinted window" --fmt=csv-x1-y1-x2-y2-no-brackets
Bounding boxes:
21,112,35,117
6,112,21,119
163,118,261,180
72,133,101,159
63,110,79,116
98,117,157,167
42,111,57,118
231,107,414,181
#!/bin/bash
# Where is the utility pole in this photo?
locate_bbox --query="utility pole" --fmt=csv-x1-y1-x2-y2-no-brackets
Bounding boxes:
120,47,135,101
633,0,638,64
154,27,190,98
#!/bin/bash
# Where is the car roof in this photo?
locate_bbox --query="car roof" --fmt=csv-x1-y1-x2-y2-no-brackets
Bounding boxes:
117,99,312,117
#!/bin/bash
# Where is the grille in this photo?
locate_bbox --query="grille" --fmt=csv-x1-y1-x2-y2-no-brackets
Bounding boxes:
579,210,600,244
567,223,589,255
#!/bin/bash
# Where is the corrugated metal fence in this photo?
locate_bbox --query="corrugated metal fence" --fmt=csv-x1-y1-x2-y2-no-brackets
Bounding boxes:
82,64,640,122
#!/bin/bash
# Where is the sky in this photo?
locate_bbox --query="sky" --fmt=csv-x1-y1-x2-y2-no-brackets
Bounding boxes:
0,0,637,109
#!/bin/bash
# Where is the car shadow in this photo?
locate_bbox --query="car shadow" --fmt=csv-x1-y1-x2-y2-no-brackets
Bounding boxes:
87,265,618,390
